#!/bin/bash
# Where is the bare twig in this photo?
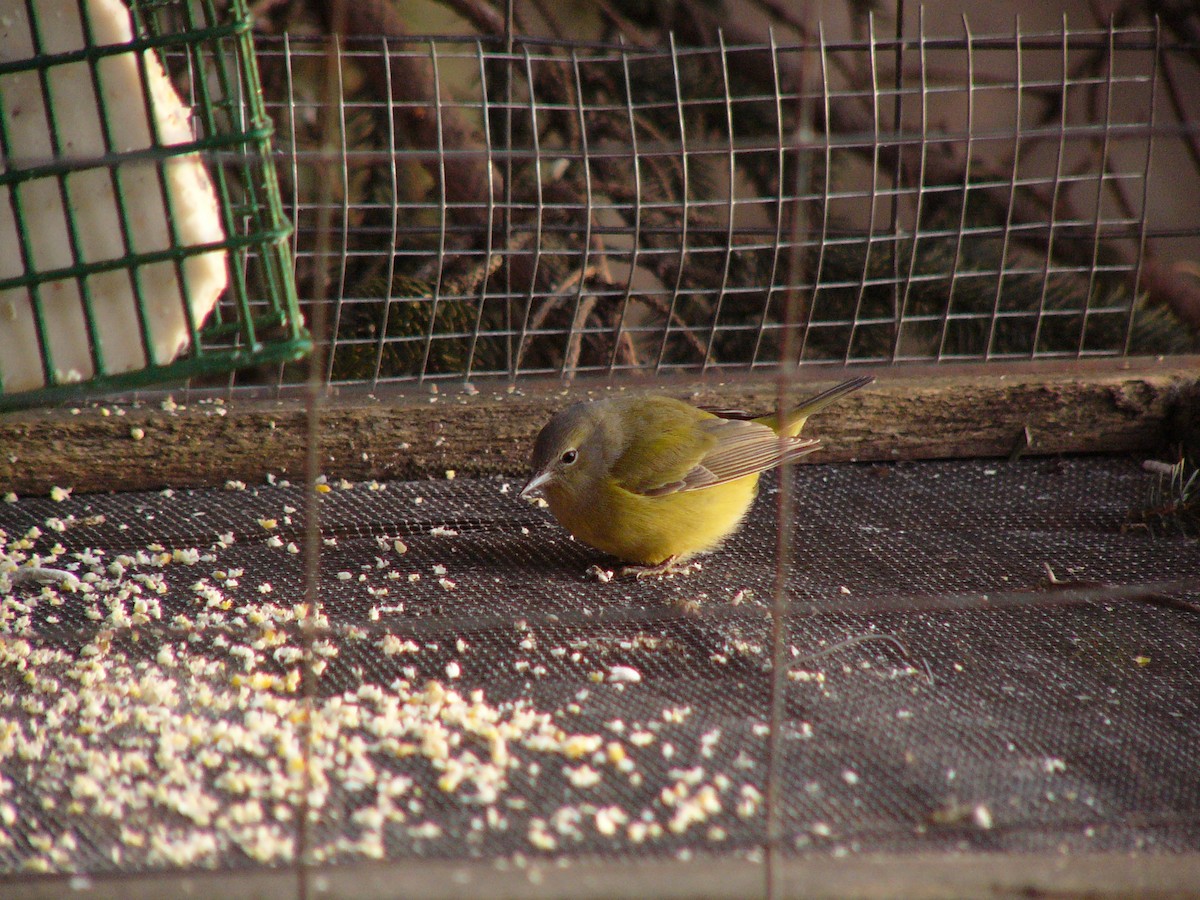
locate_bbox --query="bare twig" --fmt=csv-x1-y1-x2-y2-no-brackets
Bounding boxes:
564,295,599,378
436,0,507,36
636,292,713,362
311,0,499,232
516,264,599,370
591,0,657,46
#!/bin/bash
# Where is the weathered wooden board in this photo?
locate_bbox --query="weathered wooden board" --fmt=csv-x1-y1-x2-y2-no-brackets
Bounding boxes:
0,359,1195,495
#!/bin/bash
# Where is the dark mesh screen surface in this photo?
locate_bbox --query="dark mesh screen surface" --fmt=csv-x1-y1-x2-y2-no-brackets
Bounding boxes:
0,456,1197,879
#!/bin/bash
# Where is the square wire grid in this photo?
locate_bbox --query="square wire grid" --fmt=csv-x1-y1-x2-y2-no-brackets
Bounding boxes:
220,14,1200,399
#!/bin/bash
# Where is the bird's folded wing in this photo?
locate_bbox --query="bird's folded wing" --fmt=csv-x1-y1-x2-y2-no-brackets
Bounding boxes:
607,398,721,496
613,411,819,498
683,418,819,491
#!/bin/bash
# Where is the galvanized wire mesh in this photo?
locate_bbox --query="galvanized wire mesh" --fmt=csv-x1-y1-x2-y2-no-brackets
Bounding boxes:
201,15,1200,399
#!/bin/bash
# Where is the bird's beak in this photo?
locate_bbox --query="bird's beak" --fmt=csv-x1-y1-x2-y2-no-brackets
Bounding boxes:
520,470,553,499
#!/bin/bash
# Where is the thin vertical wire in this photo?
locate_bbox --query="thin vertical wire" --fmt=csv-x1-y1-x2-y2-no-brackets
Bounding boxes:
767,8,816,898
86,0,175,376
895,6,931,357
563,46,595,379
418,40,450,382
371,36,400,388
702,31,738,372
986,14,1023,359
1029,14,1071,358
512,47,545,373
752,28,788,370
845,13,885,363
606,36,644,374
278,32,302,400
321,39,350,385
654,33,691,373
797,26,833,366
209,16,240,401
504,1,516,377
1080,19,1117,357
1125,16,1160,356
889,0,906,361
0,1,56,388
937,14,975,361
298,14,345,898
31,0,104,382
465,39,499,382
161,1,220,356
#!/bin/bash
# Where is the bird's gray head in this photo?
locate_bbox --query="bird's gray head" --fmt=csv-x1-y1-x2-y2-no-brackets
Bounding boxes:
520,400,618,500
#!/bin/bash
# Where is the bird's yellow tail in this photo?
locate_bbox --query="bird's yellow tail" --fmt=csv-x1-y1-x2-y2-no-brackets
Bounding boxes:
755,375,874,437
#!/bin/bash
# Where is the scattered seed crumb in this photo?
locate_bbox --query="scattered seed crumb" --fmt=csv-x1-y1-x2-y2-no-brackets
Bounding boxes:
586,565,614,583
973,804,994,829
565,766,602,789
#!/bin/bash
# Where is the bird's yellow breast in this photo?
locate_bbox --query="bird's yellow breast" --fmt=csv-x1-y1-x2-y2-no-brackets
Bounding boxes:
546,473,760,565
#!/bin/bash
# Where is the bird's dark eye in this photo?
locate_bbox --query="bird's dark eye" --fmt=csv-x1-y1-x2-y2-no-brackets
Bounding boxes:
560,449,578,465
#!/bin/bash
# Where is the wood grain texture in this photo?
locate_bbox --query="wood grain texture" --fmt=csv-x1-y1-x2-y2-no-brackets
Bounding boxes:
1,359,1196,495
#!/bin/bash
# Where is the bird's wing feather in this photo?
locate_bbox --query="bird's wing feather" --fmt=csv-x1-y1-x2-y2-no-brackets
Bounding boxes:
610,399,819,498
684,417,820,489
606,398,720,496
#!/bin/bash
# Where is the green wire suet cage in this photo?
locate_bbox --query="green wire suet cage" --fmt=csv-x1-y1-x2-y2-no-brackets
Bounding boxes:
0,0,309,410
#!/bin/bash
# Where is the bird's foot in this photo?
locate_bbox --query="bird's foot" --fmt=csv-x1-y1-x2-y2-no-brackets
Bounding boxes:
618,557,701,580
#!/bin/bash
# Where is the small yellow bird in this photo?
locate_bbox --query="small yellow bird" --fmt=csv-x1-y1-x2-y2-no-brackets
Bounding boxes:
521,375,873,577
